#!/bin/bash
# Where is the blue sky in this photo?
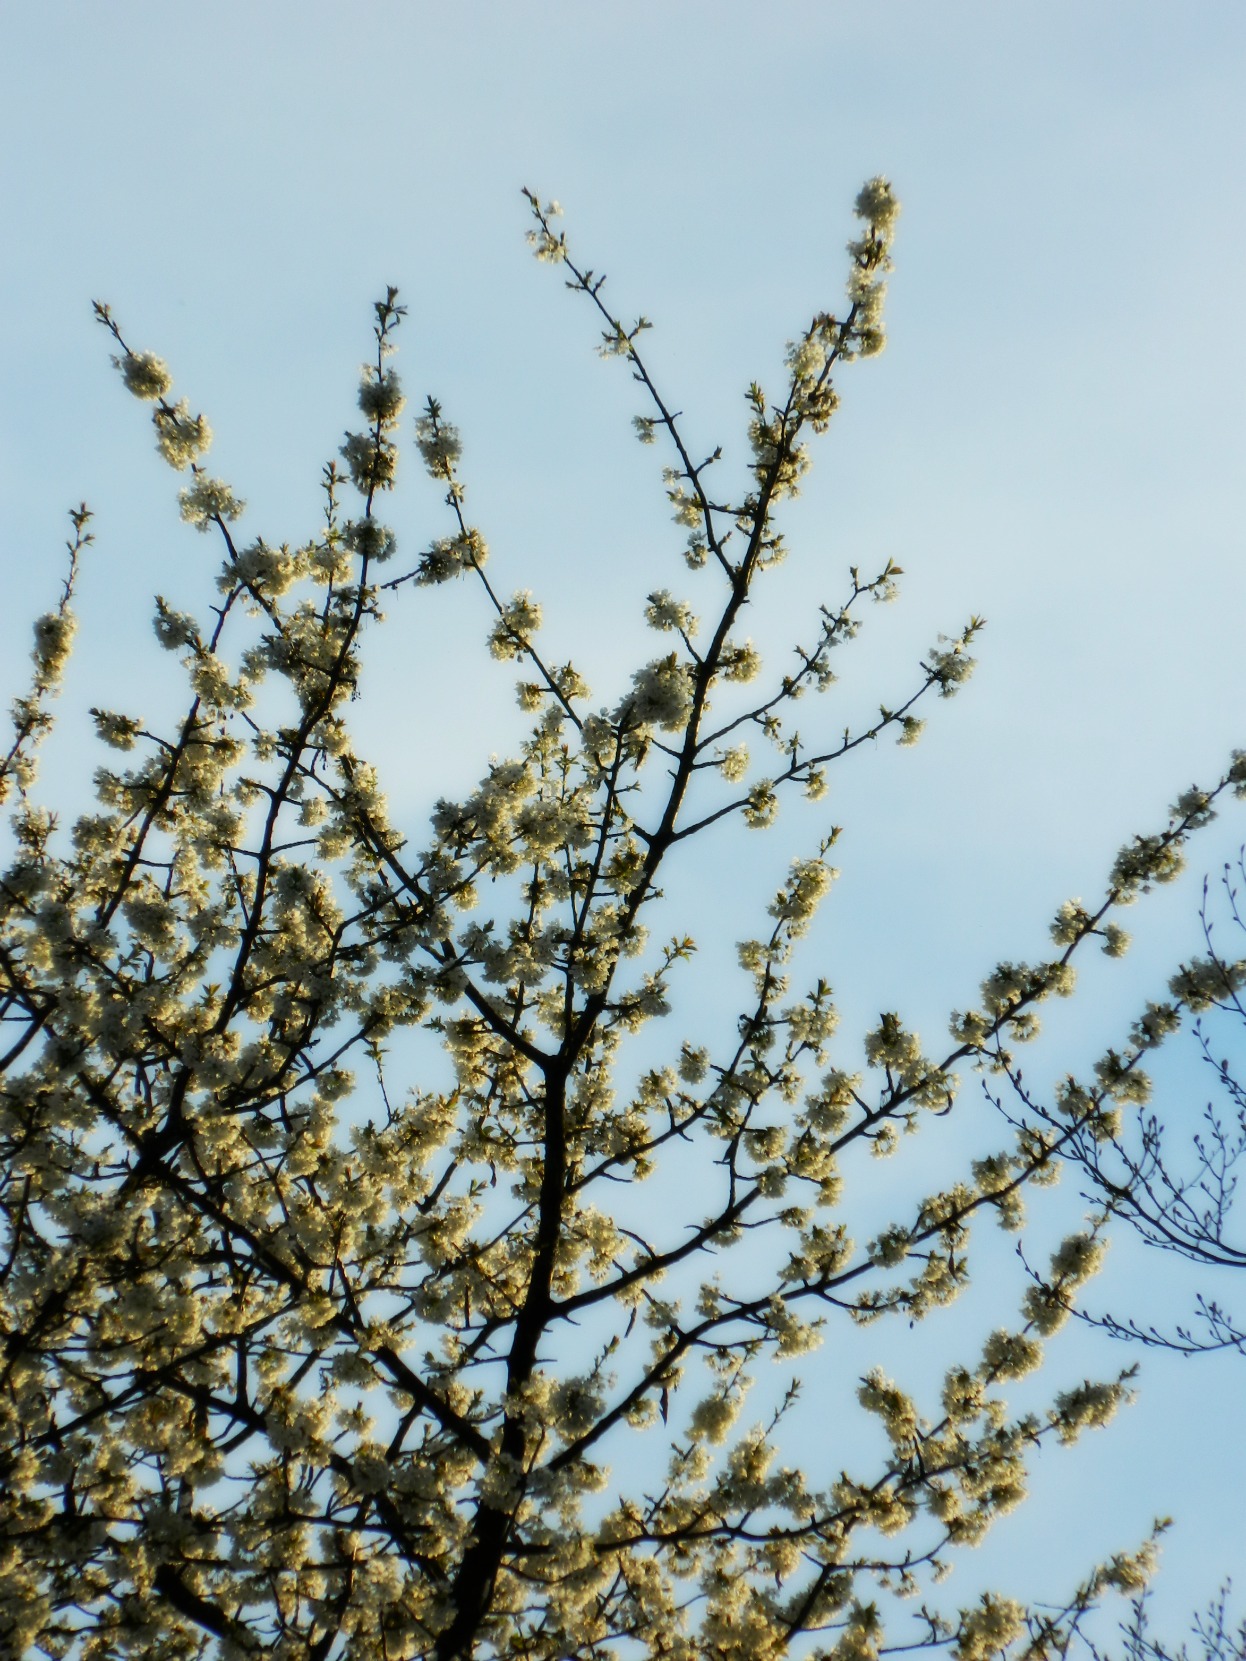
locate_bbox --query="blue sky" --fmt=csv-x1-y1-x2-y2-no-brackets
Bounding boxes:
3,0,1245,1637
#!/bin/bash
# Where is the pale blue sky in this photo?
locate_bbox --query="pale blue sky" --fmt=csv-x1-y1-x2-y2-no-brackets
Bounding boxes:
3,0,1245,1637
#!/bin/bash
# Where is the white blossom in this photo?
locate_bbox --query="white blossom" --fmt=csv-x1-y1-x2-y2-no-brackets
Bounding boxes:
178,473,245,529
153,397,212,469
622,654,695,732
116,349,172,400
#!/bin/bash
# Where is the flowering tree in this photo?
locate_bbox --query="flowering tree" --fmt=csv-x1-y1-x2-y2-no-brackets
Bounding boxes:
2,181,1242,1661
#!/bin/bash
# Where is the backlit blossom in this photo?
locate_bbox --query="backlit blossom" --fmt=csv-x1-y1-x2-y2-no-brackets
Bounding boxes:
117,349,172,400
153,398,212,468
178,473,245,529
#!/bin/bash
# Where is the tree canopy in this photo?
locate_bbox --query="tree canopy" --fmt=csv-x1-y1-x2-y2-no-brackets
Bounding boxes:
1,182,1242,1661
